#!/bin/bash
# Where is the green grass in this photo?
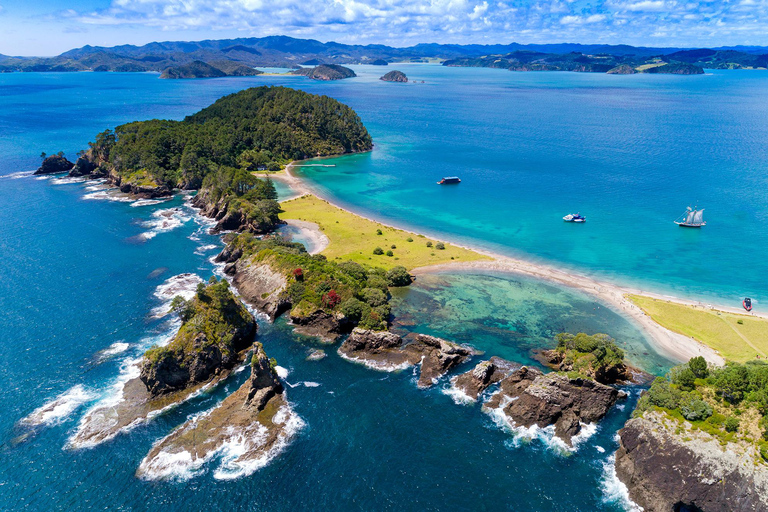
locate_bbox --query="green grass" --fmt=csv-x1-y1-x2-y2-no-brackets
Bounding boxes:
628,295,768,363
279,195,491,270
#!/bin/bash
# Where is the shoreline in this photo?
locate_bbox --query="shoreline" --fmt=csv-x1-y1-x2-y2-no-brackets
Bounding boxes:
279,162,735,365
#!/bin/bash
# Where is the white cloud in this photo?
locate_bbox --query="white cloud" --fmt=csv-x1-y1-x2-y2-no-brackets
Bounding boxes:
586,14,607,23
624,1,668,12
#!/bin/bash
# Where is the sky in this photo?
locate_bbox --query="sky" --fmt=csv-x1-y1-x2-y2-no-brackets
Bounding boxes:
1,0,768,56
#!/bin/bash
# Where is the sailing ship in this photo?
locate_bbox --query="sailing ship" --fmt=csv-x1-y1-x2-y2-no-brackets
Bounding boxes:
675,206,706,228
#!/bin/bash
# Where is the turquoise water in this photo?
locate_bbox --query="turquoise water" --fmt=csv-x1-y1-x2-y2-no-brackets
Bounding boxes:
0,67,752,510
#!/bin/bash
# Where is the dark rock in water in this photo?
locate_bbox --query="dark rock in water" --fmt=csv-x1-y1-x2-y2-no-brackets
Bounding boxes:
615,412,768,512
338,329,476,387
290,64,356,81
136,343,299,480
484,367,622,445
307,349,326,361
453,357,521,400
289,309,349,343
35,154,74,175
371,59,389,66
380,70,408,82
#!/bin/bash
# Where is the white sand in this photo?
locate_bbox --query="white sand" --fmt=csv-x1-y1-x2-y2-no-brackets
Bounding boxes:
283,219,329,255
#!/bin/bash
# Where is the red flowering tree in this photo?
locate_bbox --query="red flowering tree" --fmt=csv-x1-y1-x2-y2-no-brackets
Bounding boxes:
322,289,341,309
292,268,303,281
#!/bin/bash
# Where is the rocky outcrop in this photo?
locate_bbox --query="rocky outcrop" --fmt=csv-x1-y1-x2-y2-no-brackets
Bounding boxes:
35,155,74,175
338,329,476,387
380,70,407,82
534,349,651,385
615,412,768,512
290,64,356,80
136,343,299,480
289,309,349,343
190,190,279,233
231,258,289,320
607,64,637,75
452,357,520,400
484,367,622,445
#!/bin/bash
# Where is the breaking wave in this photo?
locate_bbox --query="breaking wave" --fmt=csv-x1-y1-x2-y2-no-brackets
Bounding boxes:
139,208,191,240
601,454,644,511
19,385,96,428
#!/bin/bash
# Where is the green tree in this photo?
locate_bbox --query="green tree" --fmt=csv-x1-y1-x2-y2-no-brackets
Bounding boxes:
689,356,709,379
386,266,411,287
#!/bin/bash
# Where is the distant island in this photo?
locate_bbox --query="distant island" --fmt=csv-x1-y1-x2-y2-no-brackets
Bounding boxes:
159,60,261,79
443,52,706,75
289,64,356,81
0,35,766,76
380,70,408,82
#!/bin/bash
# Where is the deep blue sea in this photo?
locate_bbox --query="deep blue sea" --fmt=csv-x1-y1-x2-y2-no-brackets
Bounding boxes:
0,65,765,510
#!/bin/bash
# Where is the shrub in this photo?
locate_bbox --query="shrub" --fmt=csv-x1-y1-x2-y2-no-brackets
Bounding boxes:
689,356,709,378
340,298,366,323
386,250,394,257
426,241,433,247
292,268,304,281
386,266,411,287
338,261,367,282
673,367,697,391
376,229,382,235
390,244,396,249
373,247,384,255
724,416,740,432
406,237,413,242
322,290,341,309
680,395,713,421
646,378,681,409
435,242,445,250
362,287,387,307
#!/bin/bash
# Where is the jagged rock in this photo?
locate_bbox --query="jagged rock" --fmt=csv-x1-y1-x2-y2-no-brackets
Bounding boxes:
190,192,278,233
34,155,74,175
484,367,622,445
306,349,326,361
535,349,651,385
452,357,521,400
136,343,299,480
615,411,768,512
231,259,289,320
290,309,349,343
338,329,475,387
380,70,407,82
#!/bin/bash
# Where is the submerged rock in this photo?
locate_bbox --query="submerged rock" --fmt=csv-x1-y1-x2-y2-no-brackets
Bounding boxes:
338,329,476,387
452,357,521,400
136,343,300,480
615,411,768,512
35,154,74,175
484,367,622,445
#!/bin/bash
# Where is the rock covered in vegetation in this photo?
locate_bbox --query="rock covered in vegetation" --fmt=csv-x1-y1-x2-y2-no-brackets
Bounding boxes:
380,70,407,82
452,357,521,400
338,329,476,387
484,367,622,445
35,154,74,175
370,59,389,66
644,62,705,75
290,64,356,80
160,61,227,79
607,64,637,74
615,411,768,512
139,279,256,396
137,343,300,480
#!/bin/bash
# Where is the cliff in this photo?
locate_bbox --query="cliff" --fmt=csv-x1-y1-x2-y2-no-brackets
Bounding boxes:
616,411,768,511
380,70,408,82
290,64,356,80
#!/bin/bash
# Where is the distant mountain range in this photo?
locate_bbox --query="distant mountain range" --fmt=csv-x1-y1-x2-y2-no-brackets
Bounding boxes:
0,36,766,75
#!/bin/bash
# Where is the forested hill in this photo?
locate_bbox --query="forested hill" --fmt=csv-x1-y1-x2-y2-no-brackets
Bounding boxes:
70,86,372,233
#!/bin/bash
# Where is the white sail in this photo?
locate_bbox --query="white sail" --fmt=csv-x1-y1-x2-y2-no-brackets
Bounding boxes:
686,211,696,224
693,209,704,225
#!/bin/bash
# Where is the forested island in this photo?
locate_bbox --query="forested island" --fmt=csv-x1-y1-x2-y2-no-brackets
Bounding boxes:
380,70,408,82
159,60,261,79
289,64,356,80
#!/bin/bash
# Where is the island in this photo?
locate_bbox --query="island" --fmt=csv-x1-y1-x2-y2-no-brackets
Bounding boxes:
159,60,262,79
289,64,356,80
34,153,74,175
370,59,389,66
380,70,408,82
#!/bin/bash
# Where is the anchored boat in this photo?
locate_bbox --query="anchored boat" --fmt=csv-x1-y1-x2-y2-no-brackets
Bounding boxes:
437,176,461,185
563,213,586,223
744,298,753,312
675,206,706,228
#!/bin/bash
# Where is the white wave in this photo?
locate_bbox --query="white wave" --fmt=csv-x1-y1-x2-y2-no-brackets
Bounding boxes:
1,170,35,180
139,208,191,240
337,350,413,372
274,366,289,379
596,445,606,453
83,190,135,202
93,342,130,363
20,385,95,428
150,273,202,318
194,244,219,255
131,198,170,208
35,176,51,180
213,405,305,481
442,379,475,405
51,176,88,185
84,184,109,192
601,455,644,511
301,381,321,388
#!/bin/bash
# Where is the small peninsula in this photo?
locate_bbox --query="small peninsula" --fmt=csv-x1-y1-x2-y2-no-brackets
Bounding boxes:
160,60,261,79
380,70,408,82
290,64,356,80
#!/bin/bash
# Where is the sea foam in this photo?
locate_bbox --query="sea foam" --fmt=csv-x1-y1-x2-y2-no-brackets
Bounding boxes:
139,208,191,240
19,385,96,428
601,454,644,511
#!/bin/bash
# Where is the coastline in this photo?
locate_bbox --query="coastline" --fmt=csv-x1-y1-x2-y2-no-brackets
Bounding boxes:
279,162,730,366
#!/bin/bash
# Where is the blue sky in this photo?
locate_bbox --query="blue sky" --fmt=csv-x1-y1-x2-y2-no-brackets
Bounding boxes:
1,0,767,56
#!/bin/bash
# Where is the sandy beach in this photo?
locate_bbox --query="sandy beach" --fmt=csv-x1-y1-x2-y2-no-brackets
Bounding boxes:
283,219,329,255
280,162,742,365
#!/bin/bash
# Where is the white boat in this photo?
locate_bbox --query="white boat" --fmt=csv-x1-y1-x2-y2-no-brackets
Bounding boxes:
675,206,706,228
563,213,586,223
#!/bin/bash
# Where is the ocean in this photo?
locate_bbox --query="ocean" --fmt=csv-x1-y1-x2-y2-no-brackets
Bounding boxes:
1,64,763,510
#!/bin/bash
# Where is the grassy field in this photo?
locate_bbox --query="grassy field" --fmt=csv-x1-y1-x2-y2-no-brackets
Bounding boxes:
279,195,491,270
628,295,768,363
